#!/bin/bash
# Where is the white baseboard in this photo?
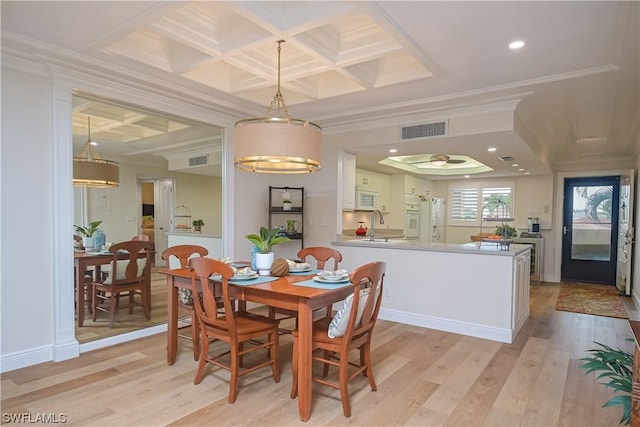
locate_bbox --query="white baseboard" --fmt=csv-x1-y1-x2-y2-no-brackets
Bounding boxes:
3,308,518,373
79,324,167,353
379,308,514,343
1,345,55,373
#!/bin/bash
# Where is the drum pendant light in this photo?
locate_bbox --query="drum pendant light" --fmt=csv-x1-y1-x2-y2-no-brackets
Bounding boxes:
234,40,322,174
73,117,120,188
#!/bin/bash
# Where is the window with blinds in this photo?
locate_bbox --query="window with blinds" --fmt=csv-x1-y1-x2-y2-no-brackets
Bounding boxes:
448,182,514,226
450,188,479,222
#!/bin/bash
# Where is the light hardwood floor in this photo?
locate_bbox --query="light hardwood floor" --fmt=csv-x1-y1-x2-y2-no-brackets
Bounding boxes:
5,283,638,426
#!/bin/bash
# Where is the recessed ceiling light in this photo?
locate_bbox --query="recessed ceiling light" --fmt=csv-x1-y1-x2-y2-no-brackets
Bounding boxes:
518,168,525,171
464,175,470,178
487,147,497,152
509,40,525,49
512,163,519,167
524,172,530,175
389,148,397,153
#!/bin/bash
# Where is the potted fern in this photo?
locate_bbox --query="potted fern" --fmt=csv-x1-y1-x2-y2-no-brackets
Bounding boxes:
245,226,290,275
580,341,633,425
74,220,102,250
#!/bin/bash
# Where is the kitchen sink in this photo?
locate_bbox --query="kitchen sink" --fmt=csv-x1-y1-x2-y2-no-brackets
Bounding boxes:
355,238,407,245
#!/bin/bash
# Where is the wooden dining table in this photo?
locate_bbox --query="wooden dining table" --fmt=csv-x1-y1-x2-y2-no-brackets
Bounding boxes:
159,267,354,422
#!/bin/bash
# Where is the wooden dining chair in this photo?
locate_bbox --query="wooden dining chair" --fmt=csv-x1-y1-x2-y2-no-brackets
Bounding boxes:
161,244,208,361
290,261,386,417
269,246,343,332
189,256,280,403
91,240,152,328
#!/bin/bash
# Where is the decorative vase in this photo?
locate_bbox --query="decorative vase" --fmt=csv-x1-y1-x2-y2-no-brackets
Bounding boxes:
194,225,201,233
286,219,297,236
255,252,275,276
82,236,94,250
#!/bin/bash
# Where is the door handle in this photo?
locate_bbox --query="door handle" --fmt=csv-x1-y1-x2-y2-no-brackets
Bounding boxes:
563,226,570,235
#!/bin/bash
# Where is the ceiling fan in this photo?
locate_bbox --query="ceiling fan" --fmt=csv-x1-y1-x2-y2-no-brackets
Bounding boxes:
409,154,467,167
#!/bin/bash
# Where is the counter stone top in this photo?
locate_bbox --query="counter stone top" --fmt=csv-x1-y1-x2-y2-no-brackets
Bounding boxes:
167,232,222,238
333,236,531,256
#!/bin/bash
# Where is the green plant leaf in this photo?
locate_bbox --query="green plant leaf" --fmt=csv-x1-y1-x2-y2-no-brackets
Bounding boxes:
580,341,633,425
245,226,290,253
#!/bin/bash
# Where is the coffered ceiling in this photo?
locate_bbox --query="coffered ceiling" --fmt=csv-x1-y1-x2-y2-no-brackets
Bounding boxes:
2,1,638,178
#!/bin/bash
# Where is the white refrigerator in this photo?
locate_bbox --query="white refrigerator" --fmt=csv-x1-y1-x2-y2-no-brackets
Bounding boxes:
419,196,446,243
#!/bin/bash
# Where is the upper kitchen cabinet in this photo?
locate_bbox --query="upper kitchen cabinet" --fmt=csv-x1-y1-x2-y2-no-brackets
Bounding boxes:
392,174,432,197
340,151,356,211
356,168,391,212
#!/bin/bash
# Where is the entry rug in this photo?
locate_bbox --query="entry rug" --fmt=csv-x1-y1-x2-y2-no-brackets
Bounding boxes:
556,283,629,319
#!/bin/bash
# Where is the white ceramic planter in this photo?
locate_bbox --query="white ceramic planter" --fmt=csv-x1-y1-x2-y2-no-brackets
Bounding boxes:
82,236,94,250
283,203,292,211
255,252,275,276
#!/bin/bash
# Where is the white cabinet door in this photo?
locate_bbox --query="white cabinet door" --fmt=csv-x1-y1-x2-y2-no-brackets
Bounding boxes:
342,152,356,211
512,251,531,332
404,175,418,194
356,168,374,190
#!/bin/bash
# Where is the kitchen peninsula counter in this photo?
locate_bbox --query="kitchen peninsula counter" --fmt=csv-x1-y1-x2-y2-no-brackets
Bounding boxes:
332,236,531,343
167,233,222,267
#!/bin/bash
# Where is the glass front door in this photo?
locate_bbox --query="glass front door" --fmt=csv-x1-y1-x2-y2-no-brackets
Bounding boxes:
561,176,620,284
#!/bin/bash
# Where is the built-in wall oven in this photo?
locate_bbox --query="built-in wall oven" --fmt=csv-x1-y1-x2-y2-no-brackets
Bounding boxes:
405,210,420,239
405,194,420,239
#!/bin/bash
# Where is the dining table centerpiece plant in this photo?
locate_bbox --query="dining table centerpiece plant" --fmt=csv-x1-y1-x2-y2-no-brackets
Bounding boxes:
245,226,290,275
579,341,633,425
74,220,103,250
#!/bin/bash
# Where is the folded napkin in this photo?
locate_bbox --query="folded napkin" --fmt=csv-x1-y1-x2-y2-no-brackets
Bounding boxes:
318,269,349,280
232,266,256,275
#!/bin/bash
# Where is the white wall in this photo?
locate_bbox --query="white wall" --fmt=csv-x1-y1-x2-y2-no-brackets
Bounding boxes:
1,68,55,355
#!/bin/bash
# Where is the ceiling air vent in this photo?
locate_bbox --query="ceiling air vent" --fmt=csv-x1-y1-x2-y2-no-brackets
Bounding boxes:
499,156,516,162
188,155,208,166
401,121,447,140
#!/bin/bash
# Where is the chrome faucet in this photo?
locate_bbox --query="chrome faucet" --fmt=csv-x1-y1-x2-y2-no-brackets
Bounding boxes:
369,209,385,241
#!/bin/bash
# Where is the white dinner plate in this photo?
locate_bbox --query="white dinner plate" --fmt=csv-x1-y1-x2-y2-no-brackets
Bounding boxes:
231,273,259,281
313,275,350,284
86,251,111,255
289,266,312,272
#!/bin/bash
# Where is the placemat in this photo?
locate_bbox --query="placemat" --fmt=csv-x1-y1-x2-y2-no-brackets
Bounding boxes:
288,269,319,276
293,278,352,290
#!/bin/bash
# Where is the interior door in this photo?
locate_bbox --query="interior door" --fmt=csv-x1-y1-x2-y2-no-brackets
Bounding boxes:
561,176,620,284
155,179,174,265
616,171,635,295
